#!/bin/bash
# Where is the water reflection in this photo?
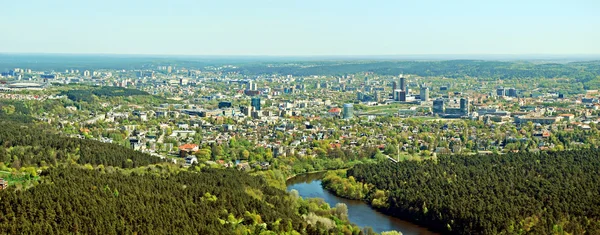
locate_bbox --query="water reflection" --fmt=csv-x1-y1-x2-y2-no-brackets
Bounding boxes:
287,173,438,235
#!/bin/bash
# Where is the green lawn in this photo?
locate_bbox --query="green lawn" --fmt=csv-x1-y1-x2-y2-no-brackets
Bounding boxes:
0,171,39,187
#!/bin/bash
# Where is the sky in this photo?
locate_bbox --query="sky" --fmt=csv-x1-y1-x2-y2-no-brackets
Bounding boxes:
0,0,599,56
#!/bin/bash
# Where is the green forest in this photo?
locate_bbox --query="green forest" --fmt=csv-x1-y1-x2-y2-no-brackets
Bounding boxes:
324,150,600,234
0,167,306,234
225,60,600,86
61,86,150,102
0,166,371,234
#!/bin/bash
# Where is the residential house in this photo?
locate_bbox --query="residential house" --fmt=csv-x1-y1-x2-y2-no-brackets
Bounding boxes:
0,178,7,190
179,143,199,157
185,156,198,166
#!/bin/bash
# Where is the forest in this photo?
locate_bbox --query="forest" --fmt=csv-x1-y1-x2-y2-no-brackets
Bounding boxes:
225,60,600,86
324,150,600,234
0,167,302,234
61,86,150,102
0,121,162,169
0,165,375,235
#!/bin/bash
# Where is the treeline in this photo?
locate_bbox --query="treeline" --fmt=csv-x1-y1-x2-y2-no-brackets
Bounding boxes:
0,167,373,234
225,60,600,83
0,167,302,234
61,86,149,102
0,121,161,168
340,150,600,234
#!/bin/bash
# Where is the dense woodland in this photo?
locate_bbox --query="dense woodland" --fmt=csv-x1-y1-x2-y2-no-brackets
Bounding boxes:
0,121,161,168
335,150,600,234
61,86,150,102
0,166,373,234
0,167,302,234
225,60,600,85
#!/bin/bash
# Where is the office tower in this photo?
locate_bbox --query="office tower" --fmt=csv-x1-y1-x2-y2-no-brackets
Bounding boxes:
393,89,402,101
167,66,172,74
497,88,505,96
392,81,398,91
399,90,407,102
342,103,354,119
248,81,254,90
420,87,430,101
508,88,517,97
251,97,261,111
83,70,90,77
433,99,445,114
460,97,470,115
400,76,406,92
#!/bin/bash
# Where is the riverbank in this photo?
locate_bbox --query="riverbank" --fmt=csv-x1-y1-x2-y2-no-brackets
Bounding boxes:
287,171,438,235
320,170,444,235
285,169,330,181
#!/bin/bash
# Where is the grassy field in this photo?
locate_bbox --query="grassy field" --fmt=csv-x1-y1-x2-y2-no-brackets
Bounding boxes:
0,171,39,187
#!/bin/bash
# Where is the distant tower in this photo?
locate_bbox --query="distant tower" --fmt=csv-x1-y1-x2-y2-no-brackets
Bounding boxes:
497,88,505,97
420,87,430,101
400,75,406,92
394,90,402,101
433,99,445,114
508,88,517,97
251,97,261,111
342,103,354,119
392,81,398,91
399,90,407,102
460,97,470,115
248,81,254,90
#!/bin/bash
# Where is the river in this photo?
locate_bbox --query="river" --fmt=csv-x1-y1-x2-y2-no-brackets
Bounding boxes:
286,172,437,235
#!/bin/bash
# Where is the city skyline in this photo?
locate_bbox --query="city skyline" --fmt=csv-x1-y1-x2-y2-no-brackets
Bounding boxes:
1,0,599,56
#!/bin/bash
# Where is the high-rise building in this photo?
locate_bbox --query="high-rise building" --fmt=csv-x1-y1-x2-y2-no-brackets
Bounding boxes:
83,70,90,77
400,75,406,92
460,97,470,115
508,88,517,97
251,97,261,111
399,90,407,102
342,103,354,119
248,81,254,90
392,81,398,91
433,99,445,114
167,66,172,74
393,89,402,101
420,87,430,101
497,88,505,97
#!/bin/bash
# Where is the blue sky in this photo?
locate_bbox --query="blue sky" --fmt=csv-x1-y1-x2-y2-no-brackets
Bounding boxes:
0,0,598,55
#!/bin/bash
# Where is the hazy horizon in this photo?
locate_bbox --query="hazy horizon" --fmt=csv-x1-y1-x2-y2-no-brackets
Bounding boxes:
1,0,599,56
